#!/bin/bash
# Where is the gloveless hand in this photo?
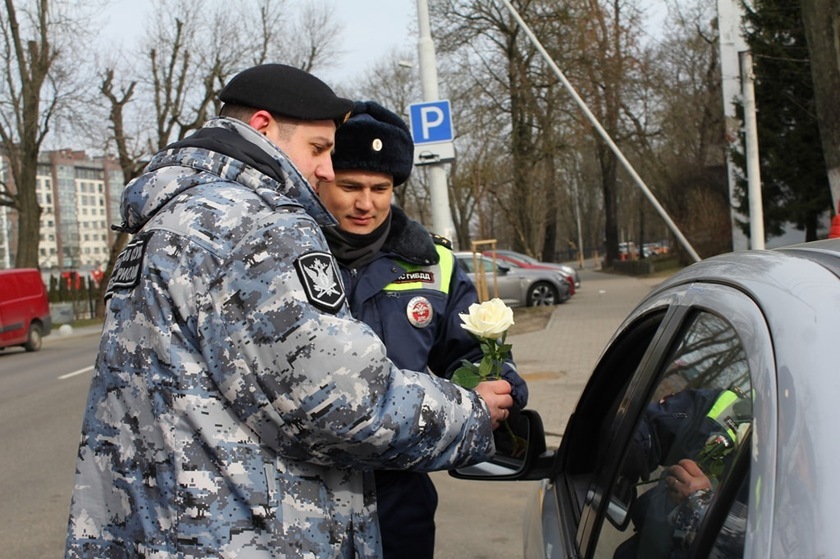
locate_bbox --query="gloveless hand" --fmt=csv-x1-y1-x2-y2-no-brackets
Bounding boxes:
475,379,513,430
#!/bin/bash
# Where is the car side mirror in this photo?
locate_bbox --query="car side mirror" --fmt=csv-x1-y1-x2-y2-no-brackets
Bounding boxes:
449,409,552,481
497,264,510,275
601,475,635,530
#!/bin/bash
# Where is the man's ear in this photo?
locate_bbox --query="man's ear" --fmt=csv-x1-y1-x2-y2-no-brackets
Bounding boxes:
248,110,272,134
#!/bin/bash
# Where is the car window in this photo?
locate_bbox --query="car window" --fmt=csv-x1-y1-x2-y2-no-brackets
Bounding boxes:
456,256,496,273
556,310,669,535
592,310,752,559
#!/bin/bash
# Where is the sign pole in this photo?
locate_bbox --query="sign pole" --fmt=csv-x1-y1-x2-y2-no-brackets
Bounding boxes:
416,0,456,245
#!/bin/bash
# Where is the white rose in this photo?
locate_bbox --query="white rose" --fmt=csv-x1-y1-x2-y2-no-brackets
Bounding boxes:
459,298,515,339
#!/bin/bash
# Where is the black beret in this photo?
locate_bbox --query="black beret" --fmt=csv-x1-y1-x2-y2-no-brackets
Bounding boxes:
219,63,353,124
331,101,414,186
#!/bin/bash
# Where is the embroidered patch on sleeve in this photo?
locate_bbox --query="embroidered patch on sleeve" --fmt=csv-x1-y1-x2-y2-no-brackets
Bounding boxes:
294,251,346,313
105,234,148,299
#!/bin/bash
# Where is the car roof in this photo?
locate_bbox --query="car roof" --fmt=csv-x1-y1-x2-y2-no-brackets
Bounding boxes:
654,239,840,296
774,238,840,278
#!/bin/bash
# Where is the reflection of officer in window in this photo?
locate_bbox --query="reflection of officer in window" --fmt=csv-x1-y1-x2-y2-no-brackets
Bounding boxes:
615,386,750,559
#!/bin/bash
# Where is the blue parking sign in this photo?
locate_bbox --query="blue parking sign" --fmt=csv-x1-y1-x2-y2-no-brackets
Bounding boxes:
409,100,454,144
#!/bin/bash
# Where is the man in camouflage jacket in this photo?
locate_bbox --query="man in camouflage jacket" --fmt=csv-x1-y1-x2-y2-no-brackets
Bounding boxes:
65,64,512,558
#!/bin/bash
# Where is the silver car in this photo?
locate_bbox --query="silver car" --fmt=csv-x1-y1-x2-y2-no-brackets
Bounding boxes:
453,239,840,558
485,249,582,289
455,251,571,307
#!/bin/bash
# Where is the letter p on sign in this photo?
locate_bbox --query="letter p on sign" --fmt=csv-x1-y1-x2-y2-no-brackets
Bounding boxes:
409,100,454,144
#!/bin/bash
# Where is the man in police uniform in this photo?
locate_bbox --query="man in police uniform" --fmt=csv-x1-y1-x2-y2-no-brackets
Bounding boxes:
617,385,750,558
316,100,528,559
66,64,514,558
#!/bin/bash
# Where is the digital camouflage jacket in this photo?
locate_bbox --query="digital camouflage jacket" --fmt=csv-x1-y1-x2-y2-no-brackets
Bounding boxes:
65,117,496,558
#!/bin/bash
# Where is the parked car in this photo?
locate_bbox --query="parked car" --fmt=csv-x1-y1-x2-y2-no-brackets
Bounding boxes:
453,238,840,558
454,252,571,307
484,249,581,289
0,268,52,351
484,252,577,297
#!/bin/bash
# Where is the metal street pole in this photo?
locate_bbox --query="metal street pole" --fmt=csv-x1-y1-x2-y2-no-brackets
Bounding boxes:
740,50,765,250
416,0,456,245
718,0,751,251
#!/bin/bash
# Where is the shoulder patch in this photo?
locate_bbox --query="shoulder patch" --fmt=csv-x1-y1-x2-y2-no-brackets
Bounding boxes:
430,233,452,250
294,251,346,313
105,234,148,299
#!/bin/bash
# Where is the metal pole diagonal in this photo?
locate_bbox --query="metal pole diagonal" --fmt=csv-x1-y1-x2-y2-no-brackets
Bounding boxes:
497,0,702,262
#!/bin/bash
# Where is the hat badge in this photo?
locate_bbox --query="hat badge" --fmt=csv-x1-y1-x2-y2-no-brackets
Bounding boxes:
372,138,383,152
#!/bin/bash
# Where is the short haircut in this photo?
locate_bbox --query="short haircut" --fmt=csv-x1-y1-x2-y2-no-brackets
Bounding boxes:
219,103,297,142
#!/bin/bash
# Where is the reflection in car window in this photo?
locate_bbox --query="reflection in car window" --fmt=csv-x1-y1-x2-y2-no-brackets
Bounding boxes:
594,311,752,559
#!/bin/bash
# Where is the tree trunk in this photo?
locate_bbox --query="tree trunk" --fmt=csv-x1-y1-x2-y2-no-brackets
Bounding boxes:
2,0,54,269
599,142,619,265
13,162,42,268
800,0,840,212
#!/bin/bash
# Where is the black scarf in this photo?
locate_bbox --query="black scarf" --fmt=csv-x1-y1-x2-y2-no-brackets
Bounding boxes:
323,213,392,269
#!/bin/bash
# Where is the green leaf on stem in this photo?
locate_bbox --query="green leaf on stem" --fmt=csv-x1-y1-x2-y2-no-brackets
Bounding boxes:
452,366,482,389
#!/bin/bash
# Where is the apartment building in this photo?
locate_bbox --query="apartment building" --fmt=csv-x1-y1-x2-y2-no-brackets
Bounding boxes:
1,149,123,273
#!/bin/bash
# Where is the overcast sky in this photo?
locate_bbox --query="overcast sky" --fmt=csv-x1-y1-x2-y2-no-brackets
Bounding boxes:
101,0,415,87
101,1,670,86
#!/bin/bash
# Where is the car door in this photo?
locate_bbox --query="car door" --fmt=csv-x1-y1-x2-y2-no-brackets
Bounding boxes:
538,281,775,559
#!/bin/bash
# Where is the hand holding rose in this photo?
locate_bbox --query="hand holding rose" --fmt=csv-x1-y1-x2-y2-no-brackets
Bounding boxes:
475,379,513,430
666,458,712,503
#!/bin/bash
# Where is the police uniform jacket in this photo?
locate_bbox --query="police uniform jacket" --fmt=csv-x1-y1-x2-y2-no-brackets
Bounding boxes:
65,117,496,558
332,205,527,559
335,205,527,405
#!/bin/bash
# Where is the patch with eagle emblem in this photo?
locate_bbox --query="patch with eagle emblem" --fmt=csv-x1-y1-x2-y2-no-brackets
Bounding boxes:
294,251,346,313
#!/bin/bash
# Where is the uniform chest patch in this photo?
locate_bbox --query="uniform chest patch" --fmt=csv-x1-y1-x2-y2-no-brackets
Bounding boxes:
294,251,346,313
406,296,433,328
395,271,434,284
105,234,147,299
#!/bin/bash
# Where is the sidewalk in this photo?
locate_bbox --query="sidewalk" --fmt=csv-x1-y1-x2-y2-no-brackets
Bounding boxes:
509,266,664,443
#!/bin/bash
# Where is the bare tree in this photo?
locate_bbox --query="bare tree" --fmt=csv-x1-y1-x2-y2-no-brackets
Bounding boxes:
0,0,68,268
87,0,345,305
283,0,344,72
92,69,141,317
562,0,648,266
432,0,572,255
603,1,731,261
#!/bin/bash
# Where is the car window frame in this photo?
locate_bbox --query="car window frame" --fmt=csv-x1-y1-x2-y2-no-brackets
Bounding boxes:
574,304,689,551
550,281,777,559
543,288,683,554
